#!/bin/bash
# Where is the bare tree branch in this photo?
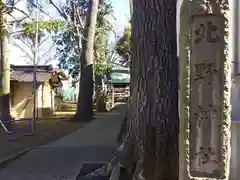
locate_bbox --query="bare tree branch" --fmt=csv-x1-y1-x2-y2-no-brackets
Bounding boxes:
8,16,28,26
9,30,26,35
38,35,49,47
48,0,70,22
72,1,84,33
10,40,33,60
40,42,55,59
13,0,21,6
7,13,19,24
11,7,34,20
43,58,53,65
12,36,33,49
48,0,84,37
27,1,55,20
11,33,55,65
5,0,22,11
19,55,34,64
37,42,55,64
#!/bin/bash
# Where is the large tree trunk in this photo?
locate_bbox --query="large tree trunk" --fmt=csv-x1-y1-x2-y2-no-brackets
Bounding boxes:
129,0,179,179
0,5,11,128
85,0,179,179
74,0,99,121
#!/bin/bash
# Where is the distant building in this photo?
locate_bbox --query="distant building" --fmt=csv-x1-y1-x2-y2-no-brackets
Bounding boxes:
10,64,68,119
109,67,130,99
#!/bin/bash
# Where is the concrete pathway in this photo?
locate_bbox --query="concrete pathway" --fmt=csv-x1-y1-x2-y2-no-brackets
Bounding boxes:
0,103,127,180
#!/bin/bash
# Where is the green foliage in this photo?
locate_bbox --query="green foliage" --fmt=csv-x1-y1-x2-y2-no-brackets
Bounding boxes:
10,0,66,64
0,0,3,9
22,20,65,36
54,29,80,78
93,0,114,75
55,0,115,78
115,24,131,66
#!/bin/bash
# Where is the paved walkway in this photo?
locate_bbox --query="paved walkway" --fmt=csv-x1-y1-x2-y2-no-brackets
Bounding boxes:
0,103,127,180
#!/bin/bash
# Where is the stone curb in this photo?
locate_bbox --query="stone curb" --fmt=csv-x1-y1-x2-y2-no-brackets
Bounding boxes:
0,148,32,170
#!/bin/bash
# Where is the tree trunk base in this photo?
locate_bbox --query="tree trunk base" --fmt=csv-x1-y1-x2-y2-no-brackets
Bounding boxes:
84,116,135,179
96,97,108,112
84,157,118,177
74,111,94,122
0,94,12,130
75,64,94,122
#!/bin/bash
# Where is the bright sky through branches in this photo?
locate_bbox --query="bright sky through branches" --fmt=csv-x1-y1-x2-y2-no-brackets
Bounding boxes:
9,0,130,67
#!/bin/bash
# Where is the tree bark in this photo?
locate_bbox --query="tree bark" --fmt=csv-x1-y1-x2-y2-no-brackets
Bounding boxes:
74,0,99,121
85,0,179,179
129,0,179,179
0,5,11,128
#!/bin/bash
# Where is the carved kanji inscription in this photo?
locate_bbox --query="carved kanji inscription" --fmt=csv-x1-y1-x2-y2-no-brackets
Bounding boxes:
189,14,224,178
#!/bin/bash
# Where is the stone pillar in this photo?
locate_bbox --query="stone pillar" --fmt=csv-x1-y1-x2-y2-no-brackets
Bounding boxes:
111,86,115,108
179,1,232,180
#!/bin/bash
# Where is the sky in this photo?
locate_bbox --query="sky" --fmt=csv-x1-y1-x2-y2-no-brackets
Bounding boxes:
8,0,182,66
111,0,130,36
8,0,131,67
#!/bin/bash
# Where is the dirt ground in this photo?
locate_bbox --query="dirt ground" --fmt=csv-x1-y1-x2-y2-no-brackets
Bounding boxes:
0,102,85,161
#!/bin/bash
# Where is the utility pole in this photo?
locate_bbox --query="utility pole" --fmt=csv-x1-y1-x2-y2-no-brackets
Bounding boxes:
31,0,39,135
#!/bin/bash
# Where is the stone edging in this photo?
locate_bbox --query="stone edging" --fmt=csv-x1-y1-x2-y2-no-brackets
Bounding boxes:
0,148,32,170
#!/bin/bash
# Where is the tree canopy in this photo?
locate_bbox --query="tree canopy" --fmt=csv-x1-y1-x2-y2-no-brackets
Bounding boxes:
115,23,131,67
53,0,115,78
9,1,65,65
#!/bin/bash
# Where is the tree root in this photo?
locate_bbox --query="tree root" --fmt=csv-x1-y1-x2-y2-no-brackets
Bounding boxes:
84,138,134,177
85,138,134,178
84,156,119,177
109,162,121,180
84,114,135,179
117,116,128,143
